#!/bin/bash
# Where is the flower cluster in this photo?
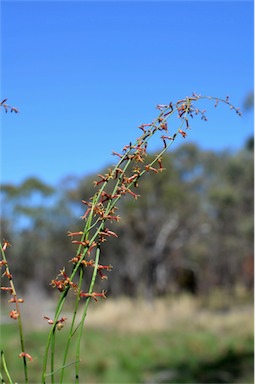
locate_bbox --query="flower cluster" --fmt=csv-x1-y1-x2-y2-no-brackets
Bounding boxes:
50,268,78,292
43,316,68,331
49,94,241,305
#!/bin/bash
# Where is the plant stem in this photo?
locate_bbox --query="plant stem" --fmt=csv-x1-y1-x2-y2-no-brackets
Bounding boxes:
0,243,28,383
59,267,84,383
75,246,101,384
40,94,241,383
1,350,13,384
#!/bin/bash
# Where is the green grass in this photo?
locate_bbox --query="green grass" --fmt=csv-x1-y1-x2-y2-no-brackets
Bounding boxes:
0,318,253,383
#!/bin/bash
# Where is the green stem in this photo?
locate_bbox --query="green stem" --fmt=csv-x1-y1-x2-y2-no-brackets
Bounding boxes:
1,350,13,384
75,246,101,384
17,315,28,383
42,287,69,383
59,267,84,383
50,329,56,384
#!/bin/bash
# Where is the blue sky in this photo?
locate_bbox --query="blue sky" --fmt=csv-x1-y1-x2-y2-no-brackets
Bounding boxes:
1,0,254,186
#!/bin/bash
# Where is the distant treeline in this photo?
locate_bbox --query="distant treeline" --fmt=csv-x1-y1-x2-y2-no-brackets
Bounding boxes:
1,140,253,297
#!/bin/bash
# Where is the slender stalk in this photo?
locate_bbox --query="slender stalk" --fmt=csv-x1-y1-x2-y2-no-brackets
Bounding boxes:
43,194,104,382
1,350,13,384
50,329,55,384
0,243,28,383
42,98,199,383
39,94,241,383
75,246,101,383
42,287,69,383
59,267,84,383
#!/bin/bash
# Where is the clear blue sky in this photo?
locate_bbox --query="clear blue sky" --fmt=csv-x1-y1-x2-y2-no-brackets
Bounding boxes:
1,0,254,186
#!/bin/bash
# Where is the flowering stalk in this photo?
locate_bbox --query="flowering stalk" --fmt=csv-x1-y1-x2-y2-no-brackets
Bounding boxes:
0,95,241,384
0,241,29,383
41,94,241,383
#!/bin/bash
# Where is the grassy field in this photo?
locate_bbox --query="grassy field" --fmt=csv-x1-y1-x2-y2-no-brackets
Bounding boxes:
0,294,253,383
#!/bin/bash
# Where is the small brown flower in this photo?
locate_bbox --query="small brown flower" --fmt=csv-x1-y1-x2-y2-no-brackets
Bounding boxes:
178,129,187,138
9,310,19,319
19,352,33,361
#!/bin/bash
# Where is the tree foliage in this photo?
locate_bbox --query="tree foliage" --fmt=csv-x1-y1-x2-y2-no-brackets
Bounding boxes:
0,141,253,296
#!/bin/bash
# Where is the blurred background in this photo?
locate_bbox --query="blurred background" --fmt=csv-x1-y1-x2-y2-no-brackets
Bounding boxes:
1,1,254,383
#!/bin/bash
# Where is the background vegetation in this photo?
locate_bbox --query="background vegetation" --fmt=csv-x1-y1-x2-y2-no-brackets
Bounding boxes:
1,295,253,383
1,140,253,298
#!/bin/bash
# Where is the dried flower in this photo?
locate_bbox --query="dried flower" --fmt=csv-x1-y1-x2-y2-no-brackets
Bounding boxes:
178,129,187,138
43,316,67,330
79,290,107,301
2,240,11,251
19,352,33,361
9,309,19,319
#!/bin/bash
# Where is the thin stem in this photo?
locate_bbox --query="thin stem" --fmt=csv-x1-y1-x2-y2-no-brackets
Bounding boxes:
0,243,28,384
1,350,13,384
59,267,84,383
75,246,101,384
50,329,55,384
42,287,69,383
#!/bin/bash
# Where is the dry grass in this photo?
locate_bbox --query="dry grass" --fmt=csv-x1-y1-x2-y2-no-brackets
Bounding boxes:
1,291,253,383
2,284,252,339
83,294,253,337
